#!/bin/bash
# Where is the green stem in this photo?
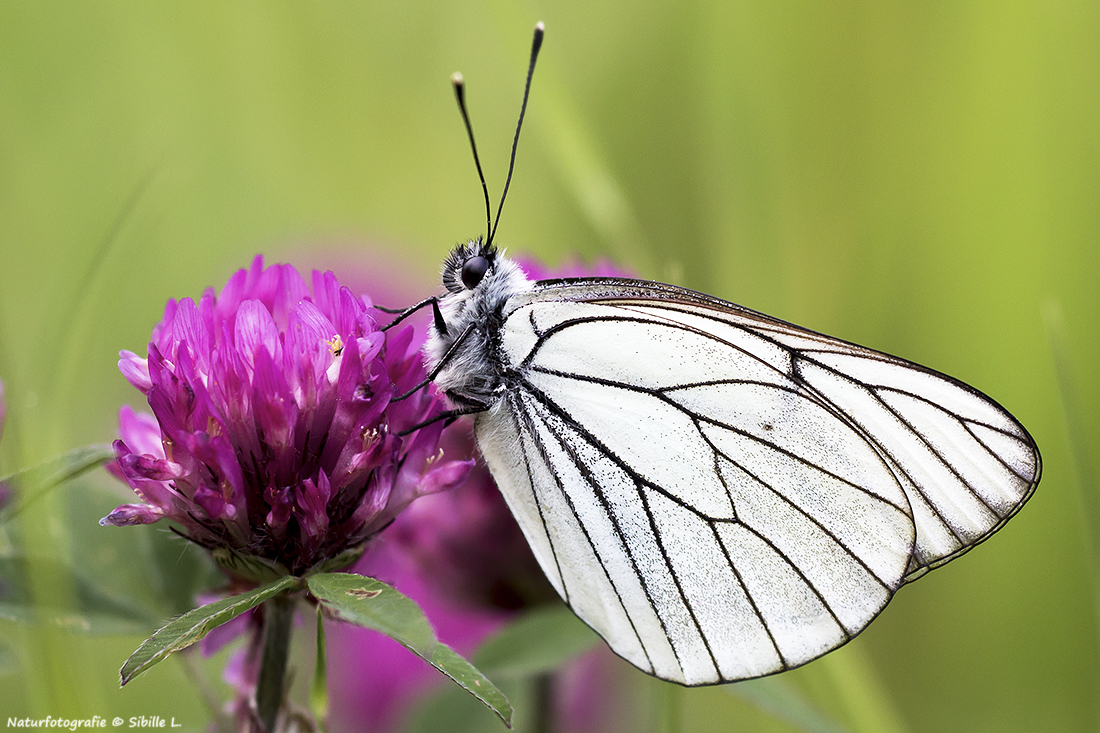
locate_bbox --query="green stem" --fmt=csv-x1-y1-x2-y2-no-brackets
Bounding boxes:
256,593,296,733
310,605,329,730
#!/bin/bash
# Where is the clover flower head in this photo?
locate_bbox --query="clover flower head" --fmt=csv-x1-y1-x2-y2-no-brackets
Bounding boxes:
102,256,472,575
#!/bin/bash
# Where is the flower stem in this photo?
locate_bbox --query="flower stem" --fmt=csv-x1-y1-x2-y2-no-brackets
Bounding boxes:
256,592,296,733
532,672,552,733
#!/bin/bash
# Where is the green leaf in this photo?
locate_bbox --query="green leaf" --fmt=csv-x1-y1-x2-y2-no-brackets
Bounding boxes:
474,603,600,679
119,575,300,686
306,572,512,728
0,554,157,634
0,443,115,524
729,677,855,733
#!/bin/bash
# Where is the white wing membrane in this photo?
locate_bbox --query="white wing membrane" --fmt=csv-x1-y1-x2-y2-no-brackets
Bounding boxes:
470,281,1029,684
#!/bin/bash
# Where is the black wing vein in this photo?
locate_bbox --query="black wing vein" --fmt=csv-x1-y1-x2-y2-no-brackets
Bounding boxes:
692,421,898,594
523,382,715,680
512,393,661,671
532,365,911,518
507,393,570,603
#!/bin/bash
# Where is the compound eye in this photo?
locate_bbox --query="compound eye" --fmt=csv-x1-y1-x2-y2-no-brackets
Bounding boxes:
460,255,490,290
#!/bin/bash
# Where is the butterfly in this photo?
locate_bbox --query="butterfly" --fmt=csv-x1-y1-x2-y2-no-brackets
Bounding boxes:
389,22,1040,685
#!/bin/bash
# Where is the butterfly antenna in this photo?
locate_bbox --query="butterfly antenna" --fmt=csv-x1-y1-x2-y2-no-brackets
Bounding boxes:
488,21,545,247
452,72,493,244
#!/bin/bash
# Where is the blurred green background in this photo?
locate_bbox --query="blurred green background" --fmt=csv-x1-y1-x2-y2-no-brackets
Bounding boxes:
1,2,1097,731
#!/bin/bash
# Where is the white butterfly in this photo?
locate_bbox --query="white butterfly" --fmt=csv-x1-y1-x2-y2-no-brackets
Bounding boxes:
393,22,1040,685
418,241,1039,685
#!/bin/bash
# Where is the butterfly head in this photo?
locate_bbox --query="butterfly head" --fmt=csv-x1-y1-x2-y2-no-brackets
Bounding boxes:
443,238,497,294
439,239,531,311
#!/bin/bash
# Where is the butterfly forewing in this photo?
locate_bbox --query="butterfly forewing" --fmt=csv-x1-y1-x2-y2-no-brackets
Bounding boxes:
529,280,1040,581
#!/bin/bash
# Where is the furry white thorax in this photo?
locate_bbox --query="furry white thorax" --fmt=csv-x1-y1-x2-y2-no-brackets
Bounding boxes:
425,244,534,405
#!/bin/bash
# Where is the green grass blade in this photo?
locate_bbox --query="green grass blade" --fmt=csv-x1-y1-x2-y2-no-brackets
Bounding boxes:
0,443,115,524
730,676,854,733
0,553,157,634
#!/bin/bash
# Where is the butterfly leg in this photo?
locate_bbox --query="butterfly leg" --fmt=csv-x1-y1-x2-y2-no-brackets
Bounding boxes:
377,296,449,337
